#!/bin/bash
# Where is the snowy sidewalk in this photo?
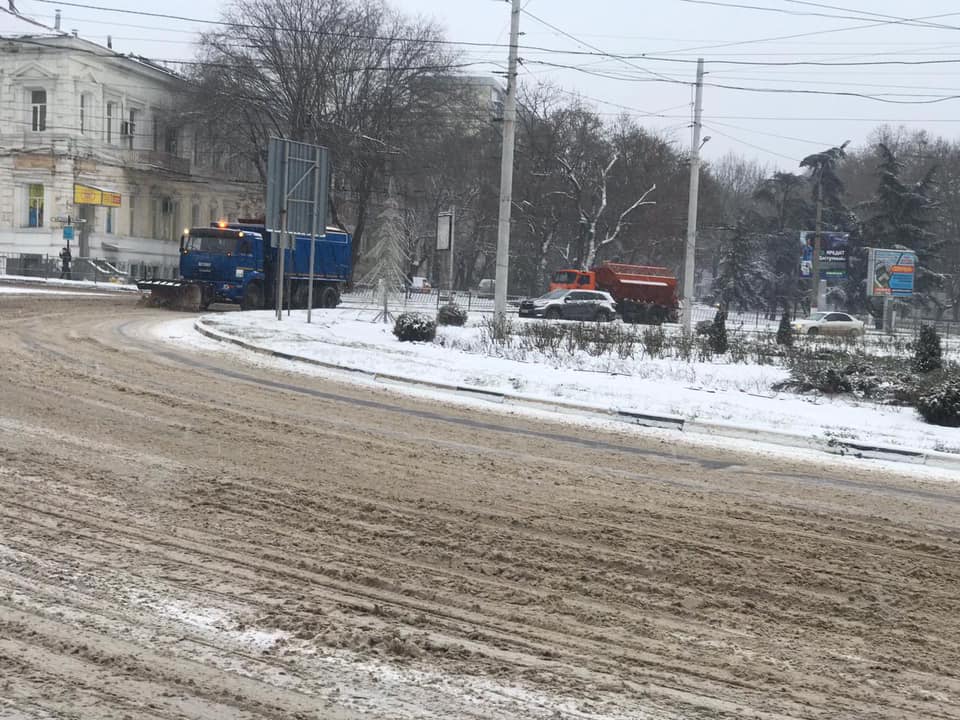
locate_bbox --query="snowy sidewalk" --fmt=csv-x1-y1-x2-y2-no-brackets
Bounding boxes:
170,308,960,471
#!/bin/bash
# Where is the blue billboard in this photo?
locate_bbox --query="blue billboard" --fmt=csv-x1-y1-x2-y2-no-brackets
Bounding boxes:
867,248,916,298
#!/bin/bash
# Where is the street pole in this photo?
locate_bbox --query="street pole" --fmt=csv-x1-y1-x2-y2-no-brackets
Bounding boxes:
811,178,823,311
276,143,289,321
681,58,705,335
494,0,521,319
448,206,456,292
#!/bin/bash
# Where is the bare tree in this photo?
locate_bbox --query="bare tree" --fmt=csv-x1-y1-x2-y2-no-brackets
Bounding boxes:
189,0,459,274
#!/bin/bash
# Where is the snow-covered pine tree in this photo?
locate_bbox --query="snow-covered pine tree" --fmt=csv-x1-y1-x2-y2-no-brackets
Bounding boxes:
712,220,771,312
358,191,412,320
863,143,942,311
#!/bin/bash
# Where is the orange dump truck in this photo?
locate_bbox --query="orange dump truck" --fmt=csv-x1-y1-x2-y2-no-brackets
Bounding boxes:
549,263,680,323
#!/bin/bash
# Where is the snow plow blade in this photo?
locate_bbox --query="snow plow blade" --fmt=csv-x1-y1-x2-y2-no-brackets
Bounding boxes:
137,280,202,312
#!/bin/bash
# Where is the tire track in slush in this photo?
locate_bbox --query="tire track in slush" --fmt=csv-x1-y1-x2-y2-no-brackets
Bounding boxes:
3,297,960,719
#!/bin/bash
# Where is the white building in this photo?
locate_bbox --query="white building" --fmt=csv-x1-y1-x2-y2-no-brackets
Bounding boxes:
0,7,260,279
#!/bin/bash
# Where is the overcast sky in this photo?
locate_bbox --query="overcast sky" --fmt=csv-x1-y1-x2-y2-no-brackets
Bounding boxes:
17,0,960,171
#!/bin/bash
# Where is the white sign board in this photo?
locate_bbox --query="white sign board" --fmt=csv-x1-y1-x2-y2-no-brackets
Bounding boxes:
436,212,453,251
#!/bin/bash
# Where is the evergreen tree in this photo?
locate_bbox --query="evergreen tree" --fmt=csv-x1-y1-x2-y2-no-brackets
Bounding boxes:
776,311,794,346
913,324,943,373
358,193,412,292
863,144,942,310
800,142,850,226
712,220,770,311
709,308,729,354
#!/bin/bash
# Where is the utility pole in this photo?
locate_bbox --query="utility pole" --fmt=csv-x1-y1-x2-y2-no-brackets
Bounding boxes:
681,58,705,334
494,0,521,319
811,177,823,311
448,207,456,292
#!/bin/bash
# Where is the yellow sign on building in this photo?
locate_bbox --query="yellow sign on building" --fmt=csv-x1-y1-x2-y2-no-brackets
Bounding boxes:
74,184,121,207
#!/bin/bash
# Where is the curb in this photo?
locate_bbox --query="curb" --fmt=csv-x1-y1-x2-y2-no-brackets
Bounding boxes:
193,319,960,472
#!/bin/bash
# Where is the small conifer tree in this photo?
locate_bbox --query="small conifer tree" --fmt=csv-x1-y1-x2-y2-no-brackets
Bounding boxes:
776,311,794,346
913,324,943,373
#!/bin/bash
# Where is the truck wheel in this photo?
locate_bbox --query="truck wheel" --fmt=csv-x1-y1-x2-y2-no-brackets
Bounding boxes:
320,286,339,308
241,282,263,311
291,283,308,309
807,327,819,336
545,307,561,320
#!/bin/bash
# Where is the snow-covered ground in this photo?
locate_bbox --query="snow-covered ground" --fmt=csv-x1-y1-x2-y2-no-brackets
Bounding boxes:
0,285,121,297
0,274,138,292
154,308,960,462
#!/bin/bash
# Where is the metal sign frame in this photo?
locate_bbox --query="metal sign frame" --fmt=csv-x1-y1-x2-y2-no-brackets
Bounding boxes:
265,137,330,322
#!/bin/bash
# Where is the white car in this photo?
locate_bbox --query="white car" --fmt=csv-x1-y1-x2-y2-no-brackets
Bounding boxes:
792,311,865,337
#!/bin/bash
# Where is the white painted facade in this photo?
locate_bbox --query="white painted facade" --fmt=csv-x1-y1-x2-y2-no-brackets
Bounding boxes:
0,9,260,278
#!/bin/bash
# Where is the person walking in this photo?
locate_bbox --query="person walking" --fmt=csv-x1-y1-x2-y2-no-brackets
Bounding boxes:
59,246,72,279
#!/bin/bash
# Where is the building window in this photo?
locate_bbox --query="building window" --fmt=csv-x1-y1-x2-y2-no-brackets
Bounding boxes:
79,94,86,134
106,101,114,143
105,207,114,234
27,183,44,227
153,196,176,241
191,203,200,228
164,126,179,156
125,108,137,150
129,195,136,236
31,90,47,131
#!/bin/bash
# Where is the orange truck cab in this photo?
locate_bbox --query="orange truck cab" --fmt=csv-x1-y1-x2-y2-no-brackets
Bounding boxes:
549,269,597,291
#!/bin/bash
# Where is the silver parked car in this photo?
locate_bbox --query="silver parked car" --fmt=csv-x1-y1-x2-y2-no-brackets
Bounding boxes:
518,289,617,321
792,311,865,337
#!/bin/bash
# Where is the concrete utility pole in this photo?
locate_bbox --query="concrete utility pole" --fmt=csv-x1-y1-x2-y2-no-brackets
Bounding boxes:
493,0,521,319
811,178,824,311
681,58,705,334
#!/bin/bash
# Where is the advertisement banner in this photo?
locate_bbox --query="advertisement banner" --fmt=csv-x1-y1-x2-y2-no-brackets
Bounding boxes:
867,248,916,297
800,231,848,279
74,184,122,207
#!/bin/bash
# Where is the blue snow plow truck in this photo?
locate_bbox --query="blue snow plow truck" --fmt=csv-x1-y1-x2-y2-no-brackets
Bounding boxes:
138,221,351,311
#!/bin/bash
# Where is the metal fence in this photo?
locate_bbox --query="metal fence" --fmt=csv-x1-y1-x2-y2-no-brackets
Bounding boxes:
342,285,525,313
690,303,960,339
0,252,177,284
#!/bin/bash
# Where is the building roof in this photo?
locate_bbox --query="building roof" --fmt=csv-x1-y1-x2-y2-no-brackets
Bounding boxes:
0,7,63,38
0,7,183,82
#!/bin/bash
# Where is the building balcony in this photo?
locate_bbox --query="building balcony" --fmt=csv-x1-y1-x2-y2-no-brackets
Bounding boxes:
127,149,191,176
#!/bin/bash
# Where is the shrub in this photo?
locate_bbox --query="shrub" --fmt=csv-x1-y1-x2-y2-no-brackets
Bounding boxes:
708,309,728,354
916,377,960,427
393,312,436,342
641,326,666,358
776,311,794,347
519,321,564,355
436,303,468,327
480,313,513,346
913,324,943,373
621,300,670,325
695,320,713,336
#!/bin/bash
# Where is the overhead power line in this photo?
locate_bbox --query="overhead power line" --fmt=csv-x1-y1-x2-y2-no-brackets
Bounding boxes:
674,0,960,31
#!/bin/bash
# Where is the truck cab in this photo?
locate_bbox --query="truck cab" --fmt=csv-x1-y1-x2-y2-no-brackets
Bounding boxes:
549,269,596,291
180,225,266,308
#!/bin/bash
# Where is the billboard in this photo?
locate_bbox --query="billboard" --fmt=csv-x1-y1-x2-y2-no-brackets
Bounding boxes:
800,231,848,279
867,248,916,298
